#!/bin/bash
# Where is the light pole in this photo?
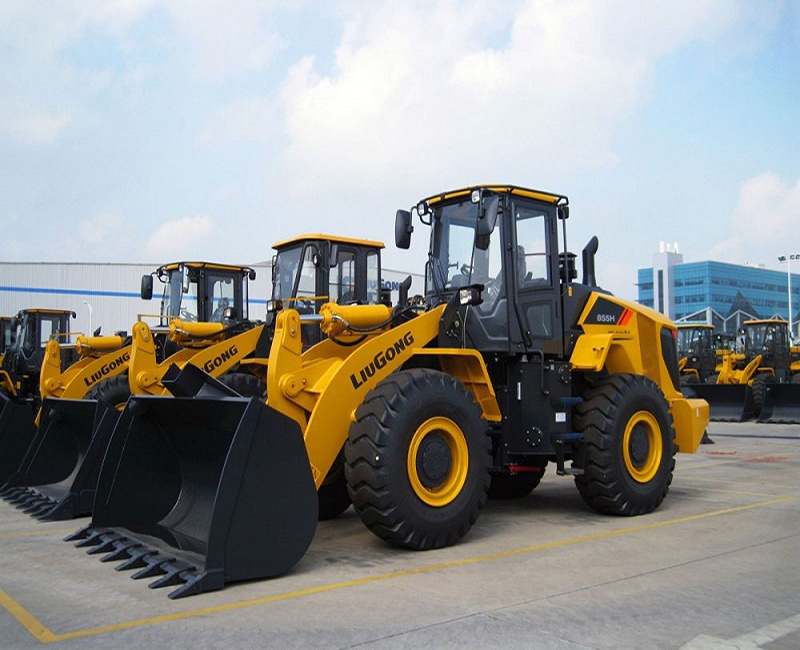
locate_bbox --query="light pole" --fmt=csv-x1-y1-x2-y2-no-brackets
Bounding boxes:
778,254,798,342
83,301,93,335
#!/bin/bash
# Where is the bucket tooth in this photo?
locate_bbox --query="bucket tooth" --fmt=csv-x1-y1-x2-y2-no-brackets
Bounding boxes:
73,527,115,548
6,490,33,506
131,555,174,580
86,536,124,555
20,494,52,513
115,547,157,572
64,523,94,542
100,541,144,563
31,500,59,519
147,561,195,590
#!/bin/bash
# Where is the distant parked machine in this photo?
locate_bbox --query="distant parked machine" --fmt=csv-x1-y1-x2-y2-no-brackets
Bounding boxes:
0,309,77,483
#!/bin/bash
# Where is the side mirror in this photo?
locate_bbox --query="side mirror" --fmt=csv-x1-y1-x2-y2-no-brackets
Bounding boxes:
181,265,190,294
329,244,339,268
141,275,153,300
395,209,413,249
477,196,499,238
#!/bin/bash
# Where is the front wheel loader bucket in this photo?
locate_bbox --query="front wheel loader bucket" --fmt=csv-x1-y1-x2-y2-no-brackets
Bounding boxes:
758,384,800,424
66,394,318,599
684,384,757,422
0,393,37,486
1,398,121,520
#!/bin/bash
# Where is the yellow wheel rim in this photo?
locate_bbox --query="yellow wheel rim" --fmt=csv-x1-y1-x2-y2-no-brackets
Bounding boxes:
622,411,662,483
407,416,469,507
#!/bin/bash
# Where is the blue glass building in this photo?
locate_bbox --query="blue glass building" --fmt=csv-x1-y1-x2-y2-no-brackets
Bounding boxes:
637,249,800,338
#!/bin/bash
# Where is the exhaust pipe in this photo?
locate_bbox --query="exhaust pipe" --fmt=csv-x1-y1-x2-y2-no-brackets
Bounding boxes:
582,236,599,287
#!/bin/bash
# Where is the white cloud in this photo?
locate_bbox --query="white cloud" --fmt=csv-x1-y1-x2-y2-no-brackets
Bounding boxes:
195,96,280,147
0,0,285,145
79,210,128,244
164,0,286,79
704,172,800,267
272,0,743,200
145,215,216,259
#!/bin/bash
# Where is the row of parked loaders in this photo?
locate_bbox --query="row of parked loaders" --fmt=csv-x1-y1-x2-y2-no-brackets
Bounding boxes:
676,321,800,423
0,185,712,599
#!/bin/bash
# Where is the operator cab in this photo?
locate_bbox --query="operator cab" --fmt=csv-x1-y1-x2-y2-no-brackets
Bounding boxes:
141,262,256,327
744,319,791,381
398,186,594,358
1,309,76,397
270,234,384,347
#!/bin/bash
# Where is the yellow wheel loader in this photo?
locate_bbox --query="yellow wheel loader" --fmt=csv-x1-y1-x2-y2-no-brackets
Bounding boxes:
676,324,718,384
0,309,76,484
67,185,708,599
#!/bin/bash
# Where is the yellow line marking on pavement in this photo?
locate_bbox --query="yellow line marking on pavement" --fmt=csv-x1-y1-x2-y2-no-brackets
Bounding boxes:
677,484,795,498
1,495,795,644
682,475,800,490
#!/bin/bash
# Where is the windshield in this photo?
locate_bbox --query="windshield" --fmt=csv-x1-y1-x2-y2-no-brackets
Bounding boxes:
677,327,709,356
1,320,13,354
746,323,785,351
427,199,499,294
162,266,200,322
273,246,304,302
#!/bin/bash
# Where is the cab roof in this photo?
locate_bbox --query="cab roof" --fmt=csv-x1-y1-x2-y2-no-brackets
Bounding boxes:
15,308,76,318
744,319,788,326
156,261,256,275
422,185,568,207
272,233,385,250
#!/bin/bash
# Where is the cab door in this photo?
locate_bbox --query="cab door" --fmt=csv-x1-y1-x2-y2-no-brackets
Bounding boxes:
510,198,562,357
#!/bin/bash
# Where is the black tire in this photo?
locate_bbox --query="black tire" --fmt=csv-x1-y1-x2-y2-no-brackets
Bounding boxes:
574,374,676,516
791,373,800,385
216,371,266,400
344,368,491,550
317,452,351,520
85,374,131,411
751,374,776,415
488,463,547,499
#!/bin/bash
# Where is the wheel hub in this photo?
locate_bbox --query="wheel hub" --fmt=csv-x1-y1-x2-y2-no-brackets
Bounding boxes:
416,434,451,489
628,424,650,467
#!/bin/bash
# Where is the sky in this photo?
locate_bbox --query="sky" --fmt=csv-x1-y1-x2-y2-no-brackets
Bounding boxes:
1,0,799,300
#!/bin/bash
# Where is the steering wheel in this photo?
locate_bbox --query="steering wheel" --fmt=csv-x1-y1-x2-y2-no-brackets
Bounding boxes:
179,307,197,322
482,277,500,305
